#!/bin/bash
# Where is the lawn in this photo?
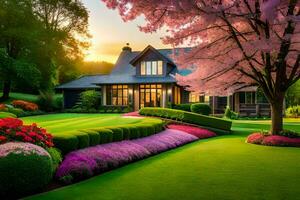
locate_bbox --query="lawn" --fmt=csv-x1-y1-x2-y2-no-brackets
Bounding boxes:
25,118,300,200
21,113,155,135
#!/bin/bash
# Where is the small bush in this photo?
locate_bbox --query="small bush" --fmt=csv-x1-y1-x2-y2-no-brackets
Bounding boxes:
46,147,62,173
53,134,79,155
95,129,113,144
37,91,62,112
80,130,101,146
0,142,52,198
190,103,211,115
172,103,191,112
108,127,124,142
224,106,239,119
12,100,39,111
7,107,25,116
77,90,101,110
246,133,265,144
127,126,140,139
286,105,300,118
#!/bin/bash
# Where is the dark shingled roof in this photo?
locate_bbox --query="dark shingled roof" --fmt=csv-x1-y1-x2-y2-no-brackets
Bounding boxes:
56,46,191,89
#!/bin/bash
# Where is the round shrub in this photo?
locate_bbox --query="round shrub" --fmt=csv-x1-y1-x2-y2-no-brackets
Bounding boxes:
53,134,79,155
95,129,113,144
127,126,140,139
108,127,124,142
47,147,62,173
80,130,100,146
0,142,52,198
190,103,211,115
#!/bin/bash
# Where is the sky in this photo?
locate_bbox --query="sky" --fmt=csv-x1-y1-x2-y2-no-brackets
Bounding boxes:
82,0,169,63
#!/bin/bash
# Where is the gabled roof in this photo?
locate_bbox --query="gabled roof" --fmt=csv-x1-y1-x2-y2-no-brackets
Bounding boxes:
56,45,192,89
130,45,176,66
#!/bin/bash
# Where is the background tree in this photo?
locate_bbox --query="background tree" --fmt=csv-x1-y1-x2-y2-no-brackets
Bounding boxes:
102,0,300,134
0,0,42,100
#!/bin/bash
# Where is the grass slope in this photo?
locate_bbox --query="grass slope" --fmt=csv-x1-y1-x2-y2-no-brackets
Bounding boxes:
26,119,300,200
21,113,155,135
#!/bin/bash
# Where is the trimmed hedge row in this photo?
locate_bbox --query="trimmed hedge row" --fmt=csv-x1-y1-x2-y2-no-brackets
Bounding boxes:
53,119,165,155
139,107,232,134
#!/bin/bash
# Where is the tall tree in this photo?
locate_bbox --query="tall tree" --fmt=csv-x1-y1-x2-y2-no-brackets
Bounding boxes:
0,0,42,100
102,0,300,134
33,0,90,89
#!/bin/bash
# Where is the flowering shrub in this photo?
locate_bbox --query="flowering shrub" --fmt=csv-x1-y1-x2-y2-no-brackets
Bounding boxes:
0,142,52,198
122,111,142,117
12,100,39,111
246,133,265,144
262,135,300,147
167,124,216,139
0,118,53,148
56,129,198,183
0,104,8,111
247,133,300,147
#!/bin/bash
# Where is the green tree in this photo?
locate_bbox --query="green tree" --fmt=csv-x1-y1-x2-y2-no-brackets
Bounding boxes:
0,0,42,100
286,80,300,107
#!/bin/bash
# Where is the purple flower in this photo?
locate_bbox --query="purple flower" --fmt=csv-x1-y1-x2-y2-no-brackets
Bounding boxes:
56,129,198,183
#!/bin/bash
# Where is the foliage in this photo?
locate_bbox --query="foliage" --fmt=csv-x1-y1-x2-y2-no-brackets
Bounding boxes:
0,118,54,148
46,147,62,173
167,124,216,139
224,106,239,120
139,107,232,134
0,112,17,119
102,0,300,135
0,142,52,198
286,80,300,107
78,61,114,75
7,107,25,116
278,129,299,138
172,103,191,112
12,100,39,111
56,129,198,184
286,105,300,118
77,90,101,110
247,133,300,147
190,103,211,115
37,91,63,112
52,120,164,155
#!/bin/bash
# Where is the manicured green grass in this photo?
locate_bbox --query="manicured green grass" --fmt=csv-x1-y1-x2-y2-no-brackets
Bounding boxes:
21,113,157,136
26,118,300,200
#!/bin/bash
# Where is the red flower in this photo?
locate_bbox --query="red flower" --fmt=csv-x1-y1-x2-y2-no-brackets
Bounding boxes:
0,135,7,142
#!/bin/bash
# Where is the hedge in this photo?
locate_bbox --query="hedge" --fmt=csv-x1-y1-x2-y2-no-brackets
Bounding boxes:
190,103,211,115
53,119,165,155
139,107,232,134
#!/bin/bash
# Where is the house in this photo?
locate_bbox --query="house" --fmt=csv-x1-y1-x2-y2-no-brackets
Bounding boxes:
57,45,271,117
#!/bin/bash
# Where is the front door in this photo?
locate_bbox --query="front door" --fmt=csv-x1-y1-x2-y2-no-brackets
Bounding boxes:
139,84,162,108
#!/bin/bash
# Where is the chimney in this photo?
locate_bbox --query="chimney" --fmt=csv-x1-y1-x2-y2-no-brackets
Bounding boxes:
122,43,132,52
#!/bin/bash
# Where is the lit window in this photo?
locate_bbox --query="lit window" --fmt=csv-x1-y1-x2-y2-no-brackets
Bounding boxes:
141,61,146,75
140,61,163,75
189,93,199,103
110,85,128,106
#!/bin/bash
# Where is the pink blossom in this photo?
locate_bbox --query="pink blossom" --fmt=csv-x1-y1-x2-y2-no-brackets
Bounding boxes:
0,142,50,158
246,133,265,144
167,124,216,139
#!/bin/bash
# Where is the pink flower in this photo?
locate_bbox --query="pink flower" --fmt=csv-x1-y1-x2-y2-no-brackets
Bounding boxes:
167,124,216,139
262,135,300,147
246,133,265,144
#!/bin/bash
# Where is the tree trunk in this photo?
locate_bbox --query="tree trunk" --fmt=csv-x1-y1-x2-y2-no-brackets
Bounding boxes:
0,79,11,101
270,95,284,135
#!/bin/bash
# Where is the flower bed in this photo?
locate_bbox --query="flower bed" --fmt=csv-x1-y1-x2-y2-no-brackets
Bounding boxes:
167,124,216,139
0,118,53,148
122,111,142,117
12,100,39,111
246,133,300,147
56,129,198,184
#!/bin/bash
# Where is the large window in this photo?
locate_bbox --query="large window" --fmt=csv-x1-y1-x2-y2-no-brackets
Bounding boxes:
141,61,163,75
174,86,181,104
106,85,128,105
189,93,199,103
239,92,256,104
140,84,162,108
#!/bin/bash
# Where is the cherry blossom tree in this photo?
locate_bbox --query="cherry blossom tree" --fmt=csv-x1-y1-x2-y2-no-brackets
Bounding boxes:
102,0,300,134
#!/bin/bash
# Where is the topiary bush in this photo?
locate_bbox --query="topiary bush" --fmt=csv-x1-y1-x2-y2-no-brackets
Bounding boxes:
172,103,192,112
224,106,239,119
190,103,211,115
0,142,53,198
